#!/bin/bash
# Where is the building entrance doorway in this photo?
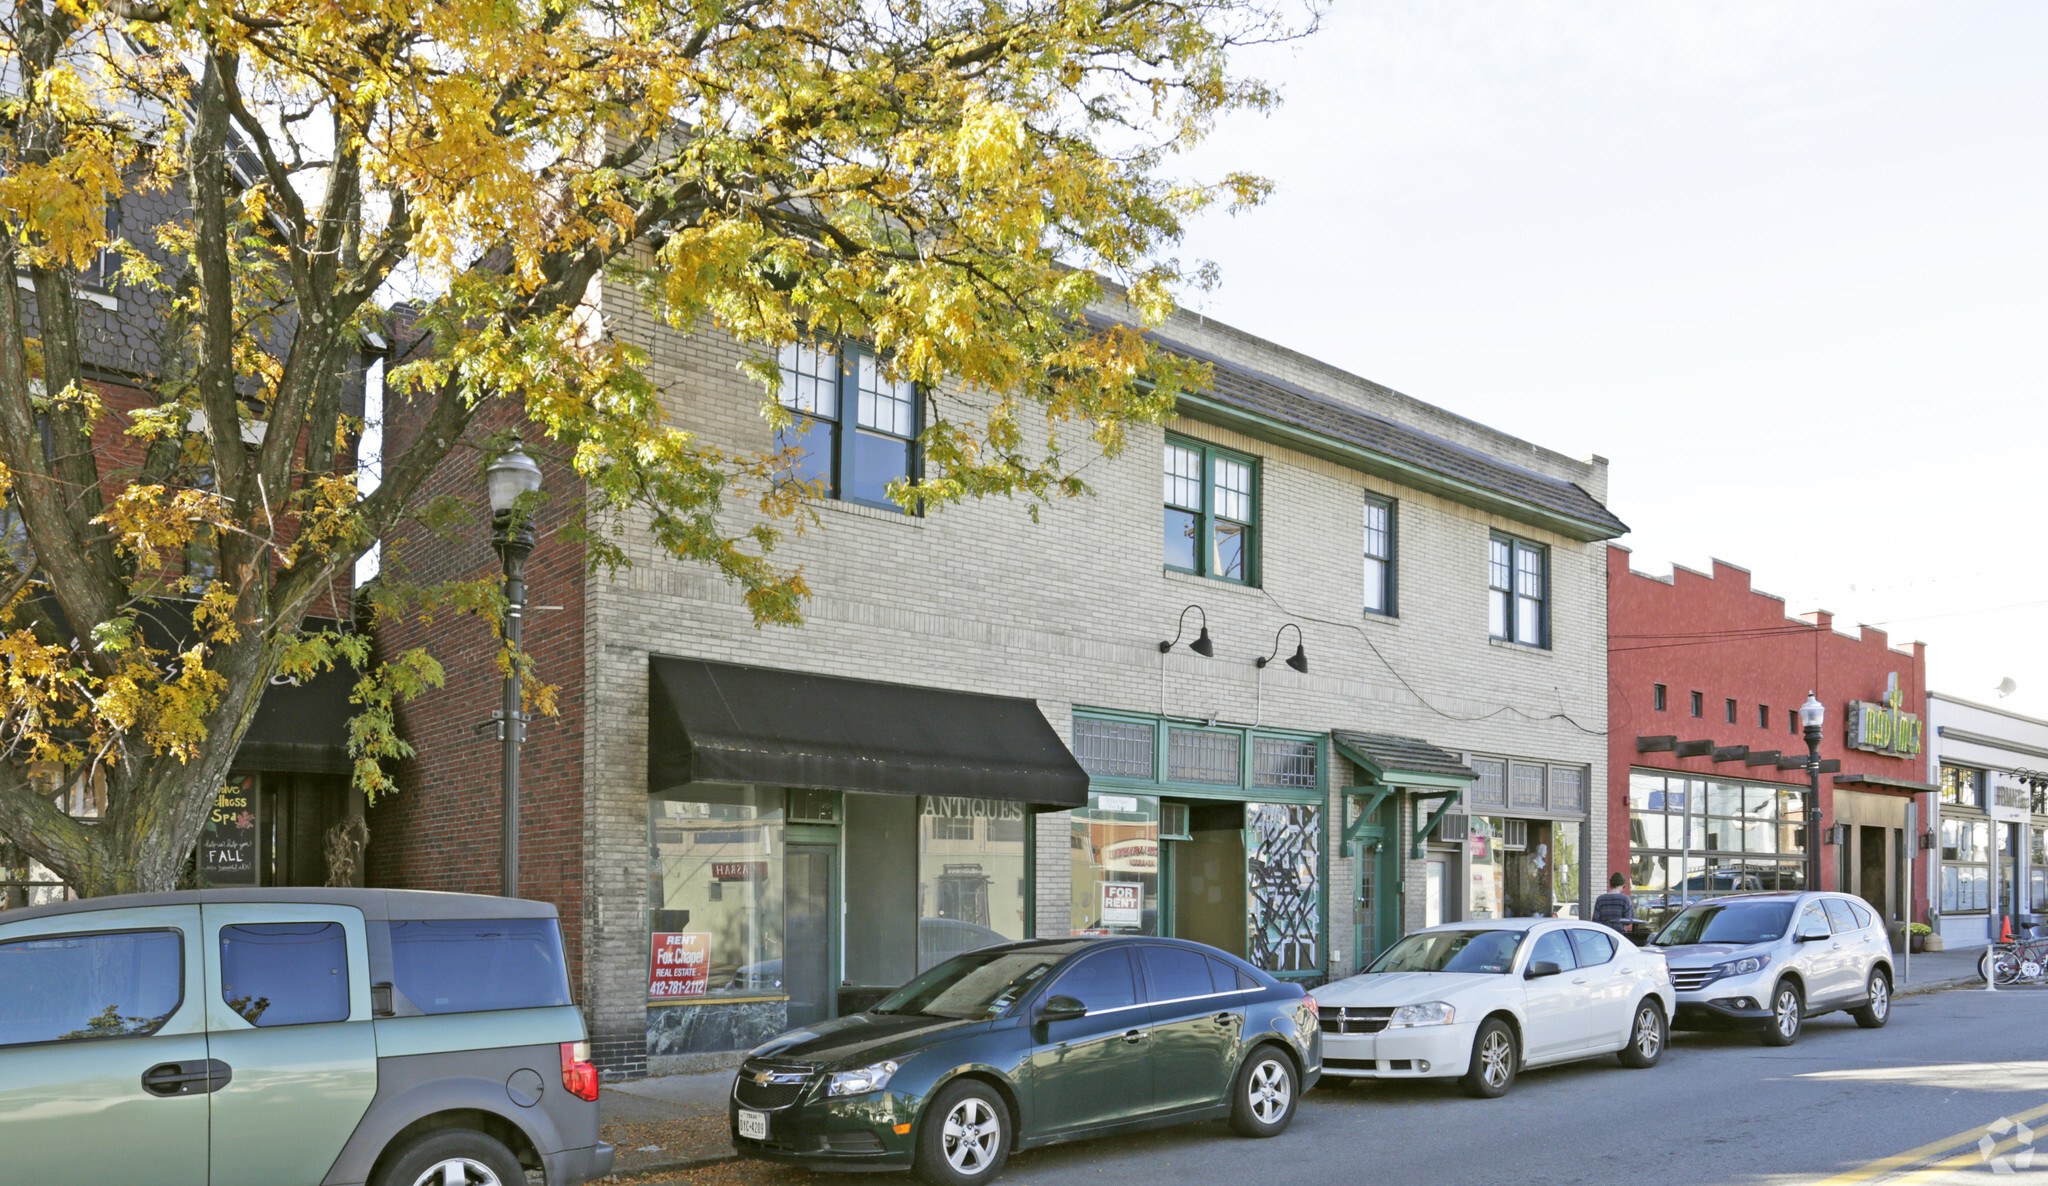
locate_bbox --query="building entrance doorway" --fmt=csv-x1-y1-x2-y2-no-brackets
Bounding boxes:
784,844,837,1028
1170,802,1247,959
1859,826,1888,920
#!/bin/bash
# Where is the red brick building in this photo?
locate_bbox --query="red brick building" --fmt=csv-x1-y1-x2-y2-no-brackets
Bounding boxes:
1608,546,1933,941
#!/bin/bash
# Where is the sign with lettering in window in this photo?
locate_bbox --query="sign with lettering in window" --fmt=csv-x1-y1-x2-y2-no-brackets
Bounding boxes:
1099,882,1141,929
648,932,711,999
199,775,259,885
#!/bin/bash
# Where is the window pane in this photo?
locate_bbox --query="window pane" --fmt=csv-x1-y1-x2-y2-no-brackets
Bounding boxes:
1569,928,1615,967
1509,763,1545,809
1488,539,1512,590
649,787,784,999
775,415,834,492
219,922,349,1027
1362,500,1389,558
1548,766,1585,812
1073,718,1155,779
1515,545,1543,597
0,930,182,1046
1164,443,1202,509
1707,782,1743,817
919,797,1028,973
1141,945,1217,1001
1213,520,1247,581
777,342,838,418
1530,930,1576,971
1252,737,1317,789
1164,508,1198,571
849,429,911,504
1071,794,1160,936
1168,728,1241,784
854,353,916,436
1516,595,1542,645
1051,949,1137,1011
1490,589,1509,638
1248,802,1322,972
1469,758,1507,809
388,919,571,1014
1213,456,1252,522
1363,555,1388,613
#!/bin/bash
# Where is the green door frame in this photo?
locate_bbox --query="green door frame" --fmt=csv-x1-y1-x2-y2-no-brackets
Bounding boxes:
1341,787,1400,972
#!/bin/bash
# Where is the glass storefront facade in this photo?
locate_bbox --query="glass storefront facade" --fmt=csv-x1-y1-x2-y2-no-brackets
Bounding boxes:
1627,769,1808,925
1069,714,1324,977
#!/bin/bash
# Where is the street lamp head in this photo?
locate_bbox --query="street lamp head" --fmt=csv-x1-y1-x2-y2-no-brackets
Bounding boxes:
1798,692,1826,732
486,440,544,517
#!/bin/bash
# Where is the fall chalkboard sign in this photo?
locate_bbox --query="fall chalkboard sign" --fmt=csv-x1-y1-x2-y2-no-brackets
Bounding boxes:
199,775,259,885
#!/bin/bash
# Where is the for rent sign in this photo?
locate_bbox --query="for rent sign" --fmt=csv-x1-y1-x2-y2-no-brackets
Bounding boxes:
648,932,711,999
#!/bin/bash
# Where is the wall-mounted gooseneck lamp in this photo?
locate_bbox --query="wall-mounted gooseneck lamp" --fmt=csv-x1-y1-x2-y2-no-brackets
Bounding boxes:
1159,604,1215,657
1256,622,1309,675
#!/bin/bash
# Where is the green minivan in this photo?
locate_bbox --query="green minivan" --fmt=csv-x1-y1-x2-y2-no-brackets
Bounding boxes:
0,887,615,1186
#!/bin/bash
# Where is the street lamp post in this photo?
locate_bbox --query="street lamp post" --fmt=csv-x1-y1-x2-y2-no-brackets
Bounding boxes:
487,440,543,898
1800,692,1827,893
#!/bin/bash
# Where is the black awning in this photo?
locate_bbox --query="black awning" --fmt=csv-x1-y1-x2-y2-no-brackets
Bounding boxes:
647,657,1089,807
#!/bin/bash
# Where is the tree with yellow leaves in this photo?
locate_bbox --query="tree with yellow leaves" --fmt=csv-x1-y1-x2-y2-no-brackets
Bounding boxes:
0,0,1310,896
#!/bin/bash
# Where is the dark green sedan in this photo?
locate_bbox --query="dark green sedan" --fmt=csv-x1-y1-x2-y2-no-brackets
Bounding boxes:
728,937,1321,1185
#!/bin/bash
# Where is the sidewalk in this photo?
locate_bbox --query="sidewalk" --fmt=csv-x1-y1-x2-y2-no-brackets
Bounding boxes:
1898,943,1988,995
600,1069,742,1178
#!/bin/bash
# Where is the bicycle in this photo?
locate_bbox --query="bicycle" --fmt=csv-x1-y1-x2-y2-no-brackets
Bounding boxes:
1981,925,2048,985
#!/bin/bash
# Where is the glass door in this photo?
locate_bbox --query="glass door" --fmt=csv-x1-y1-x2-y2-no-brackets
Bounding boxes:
783,844,838,1027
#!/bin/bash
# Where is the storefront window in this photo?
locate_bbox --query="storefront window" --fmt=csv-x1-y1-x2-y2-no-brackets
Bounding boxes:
2032,826,2048,913
1627,771,1807,924
1070,794,1161,936
917,797,1028,971
1550,825,1580,917
1941,765,1983,808
1246,803,1321,971
647,786,784,1000
1940,818,1990,912
1467,817,1503,919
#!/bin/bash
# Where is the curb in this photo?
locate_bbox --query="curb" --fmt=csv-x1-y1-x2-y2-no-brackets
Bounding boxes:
609,1151,741,1181
1898,975,1985,997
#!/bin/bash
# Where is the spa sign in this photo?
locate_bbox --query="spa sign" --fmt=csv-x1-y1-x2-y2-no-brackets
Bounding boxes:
1845,673,1923,758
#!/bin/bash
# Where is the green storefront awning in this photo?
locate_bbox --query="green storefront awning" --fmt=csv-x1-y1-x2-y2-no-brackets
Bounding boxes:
1332,730,1477,789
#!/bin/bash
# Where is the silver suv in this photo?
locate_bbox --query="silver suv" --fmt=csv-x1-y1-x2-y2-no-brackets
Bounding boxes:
1649,892,1894,1046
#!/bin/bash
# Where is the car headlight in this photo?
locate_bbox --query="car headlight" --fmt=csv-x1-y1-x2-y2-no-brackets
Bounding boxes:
1388,1001,1457,1028
827,1060,900,1097
1715,955,1770,978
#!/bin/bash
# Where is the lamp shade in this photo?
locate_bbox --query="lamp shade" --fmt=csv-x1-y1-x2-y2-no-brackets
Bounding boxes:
1190,627,1215,658
1798,692,1826,731
1285,644,1308,674
487,443,544,515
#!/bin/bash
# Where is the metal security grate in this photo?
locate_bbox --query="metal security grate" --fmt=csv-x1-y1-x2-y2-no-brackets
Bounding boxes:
1073,718,1155,779
1252,737,1317,789
1169,728,1241,784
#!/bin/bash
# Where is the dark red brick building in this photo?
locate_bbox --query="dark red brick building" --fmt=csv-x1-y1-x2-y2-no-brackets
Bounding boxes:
1608,546,1933,941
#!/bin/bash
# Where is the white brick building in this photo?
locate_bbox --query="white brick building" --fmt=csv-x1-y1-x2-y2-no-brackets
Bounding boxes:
389,291,1627,1075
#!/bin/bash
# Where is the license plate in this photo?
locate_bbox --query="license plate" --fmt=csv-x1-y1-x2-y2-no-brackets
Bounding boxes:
738,1109,768,1141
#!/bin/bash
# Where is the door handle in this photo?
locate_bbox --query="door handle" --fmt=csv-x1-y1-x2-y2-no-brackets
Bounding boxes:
1121,1029,1146,1044
1213,1012,1240,1027
1572,977,1588,985
142,1060,232,1097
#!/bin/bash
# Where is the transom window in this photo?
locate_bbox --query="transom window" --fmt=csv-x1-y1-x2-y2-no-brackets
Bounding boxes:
775,341,921,510
1487,535,1547,647
1940,765,1984,808
1362,496,1395,615
1163,436,1257,584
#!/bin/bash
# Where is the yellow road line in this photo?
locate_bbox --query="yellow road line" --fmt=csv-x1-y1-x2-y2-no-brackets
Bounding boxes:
1812,1099,2048,1185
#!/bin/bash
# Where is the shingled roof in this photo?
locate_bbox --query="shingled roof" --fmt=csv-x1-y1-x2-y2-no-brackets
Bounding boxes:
1332,731,1477,784
1154,334,1628,540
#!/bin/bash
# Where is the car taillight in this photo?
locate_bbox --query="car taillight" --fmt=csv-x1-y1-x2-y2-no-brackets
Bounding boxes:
561,1041,600,1102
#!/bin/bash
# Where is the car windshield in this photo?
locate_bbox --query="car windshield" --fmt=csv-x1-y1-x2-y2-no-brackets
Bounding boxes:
1653,901,1795,946
1365,929,1524,975
871,950,1064,1020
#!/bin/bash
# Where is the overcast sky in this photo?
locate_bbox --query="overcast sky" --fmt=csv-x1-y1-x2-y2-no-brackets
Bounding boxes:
1172,1,2048,718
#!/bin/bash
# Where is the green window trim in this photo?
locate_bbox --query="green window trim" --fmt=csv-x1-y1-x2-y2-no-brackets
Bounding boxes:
1163,434,1259,586
1071,710,1323,803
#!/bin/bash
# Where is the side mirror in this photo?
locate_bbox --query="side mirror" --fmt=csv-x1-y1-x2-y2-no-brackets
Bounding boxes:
1796,929,1831,943
1524,960,1563,980
1039,995,1088,1022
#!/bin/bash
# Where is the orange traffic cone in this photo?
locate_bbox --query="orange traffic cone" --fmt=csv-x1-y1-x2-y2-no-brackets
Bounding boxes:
2001,916,2014,943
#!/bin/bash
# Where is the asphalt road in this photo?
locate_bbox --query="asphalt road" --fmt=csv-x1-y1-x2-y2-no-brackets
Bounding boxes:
639,986,2048,1186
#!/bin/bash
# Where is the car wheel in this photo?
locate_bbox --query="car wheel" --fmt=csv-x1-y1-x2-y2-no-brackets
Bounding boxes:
372,1129,524,1186
914,1080,1010,1186
1460,1018,1517,1099
1760,981,1803,1047
1617,998,1666,1068
1228,1047,1298,1137
1852,969,1892,1029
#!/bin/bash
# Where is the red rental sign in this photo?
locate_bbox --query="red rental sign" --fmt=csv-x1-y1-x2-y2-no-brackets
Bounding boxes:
649,932,710,999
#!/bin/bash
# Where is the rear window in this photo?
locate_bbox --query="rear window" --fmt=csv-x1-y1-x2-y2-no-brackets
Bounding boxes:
220,922,350,1027
0,929,182,1046
388,918,571,1014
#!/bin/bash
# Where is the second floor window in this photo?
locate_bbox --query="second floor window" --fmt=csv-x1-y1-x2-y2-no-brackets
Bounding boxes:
776,341,920,510
1487,535,1546,646
1362,496,1394,615
1163,436,1257,584
1653,684,1667,711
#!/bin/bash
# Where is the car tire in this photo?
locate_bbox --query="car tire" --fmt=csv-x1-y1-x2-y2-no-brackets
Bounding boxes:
914,1079,1010,1186
1617,998,1666,1068
372,1129,524,1186
1759,981,1803,1047
1460,1018,1518,1099
1227,1047,1298,1137
1851,969,1892,1029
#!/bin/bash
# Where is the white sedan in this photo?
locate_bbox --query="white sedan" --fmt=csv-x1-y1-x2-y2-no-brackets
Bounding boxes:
1313,918,1675,1097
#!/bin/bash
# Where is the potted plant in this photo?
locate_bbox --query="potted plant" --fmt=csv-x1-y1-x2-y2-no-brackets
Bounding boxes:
1909,921,1933,954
